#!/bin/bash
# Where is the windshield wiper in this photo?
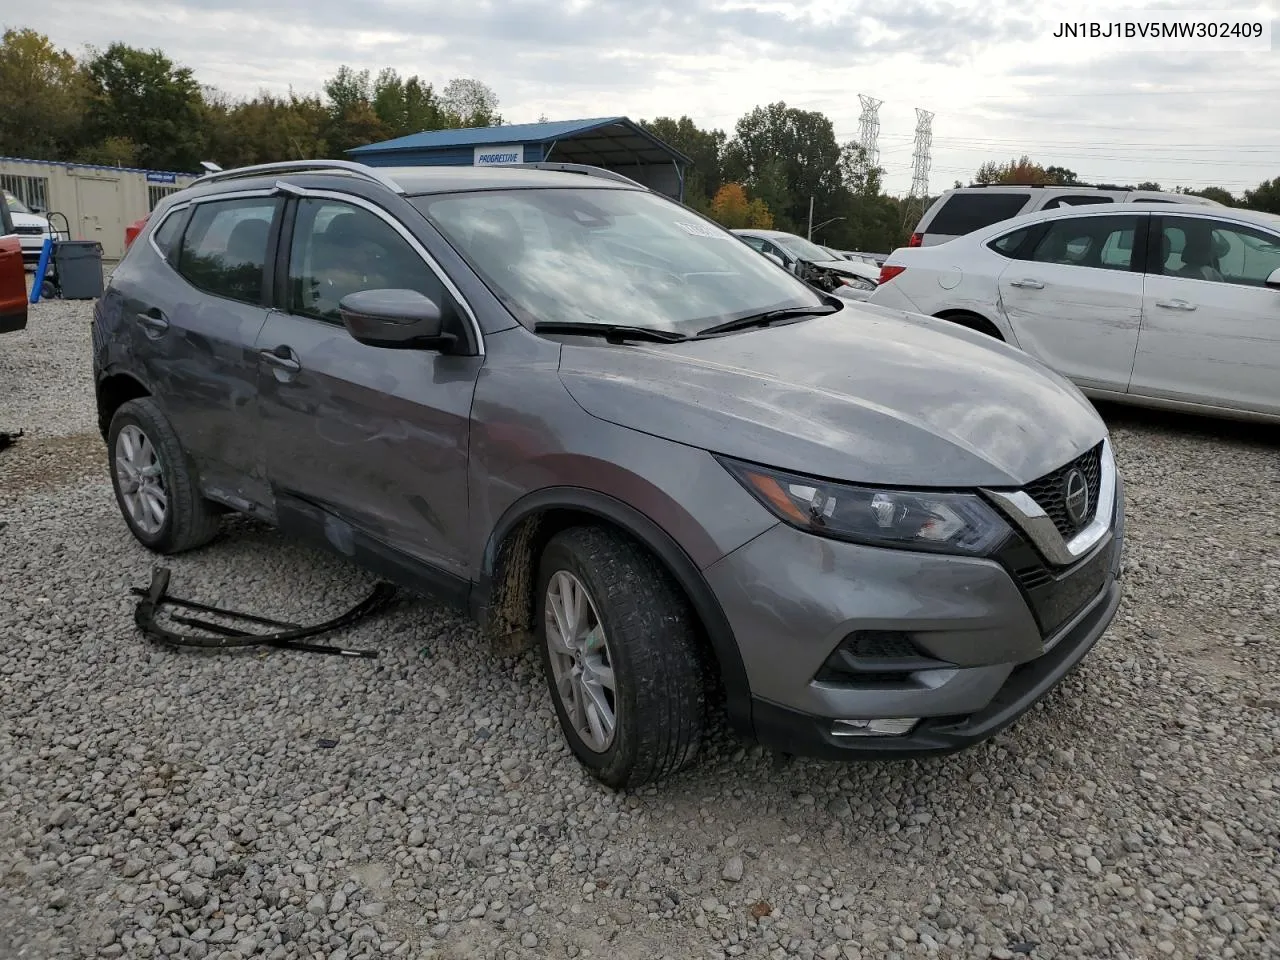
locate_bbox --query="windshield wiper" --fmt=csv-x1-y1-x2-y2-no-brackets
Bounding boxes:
533,321,690,344
696,304,838,338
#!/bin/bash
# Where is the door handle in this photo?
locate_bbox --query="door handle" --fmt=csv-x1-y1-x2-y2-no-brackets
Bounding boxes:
135,309,169,332
1009,278,1044,289
1154,299,1197,311
260,347,301,372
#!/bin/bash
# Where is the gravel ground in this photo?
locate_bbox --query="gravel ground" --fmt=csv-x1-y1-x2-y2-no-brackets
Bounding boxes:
1,299,1277,960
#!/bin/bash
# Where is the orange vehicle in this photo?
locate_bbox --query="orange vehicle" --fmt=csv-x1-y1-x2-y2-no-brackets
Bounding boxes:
1,195,30,334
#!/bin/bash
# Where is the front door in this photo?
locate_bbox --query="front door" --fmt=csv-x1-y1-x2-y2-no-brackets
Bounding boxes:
122,194,281,508
254,194,482,588
1132,214,1280,417
997,212,1148,392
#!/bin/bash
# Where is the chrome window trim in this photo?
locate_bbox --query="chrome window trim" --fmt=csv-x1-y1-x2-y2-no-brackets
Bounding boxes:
279,185,485,357
982,437,1117,567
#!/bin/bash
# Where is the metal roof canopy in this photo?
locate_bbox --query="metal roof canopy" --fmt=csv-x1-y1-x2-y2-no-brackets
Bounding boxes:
347,117,692,201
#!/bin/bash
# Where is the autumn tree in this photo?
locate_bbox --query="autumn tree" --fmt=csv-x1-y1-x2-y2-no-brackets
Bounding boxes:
709,183,773,229
974,155,1055,185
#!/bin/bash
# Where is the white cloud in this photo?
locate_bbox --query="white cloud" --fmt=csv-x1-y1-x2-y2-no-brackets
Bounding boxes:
10,0,1280,195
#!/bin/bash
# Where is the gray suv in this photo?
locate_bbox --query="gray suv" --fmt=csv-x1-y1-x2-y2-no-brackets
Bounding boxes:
92,160,1125,788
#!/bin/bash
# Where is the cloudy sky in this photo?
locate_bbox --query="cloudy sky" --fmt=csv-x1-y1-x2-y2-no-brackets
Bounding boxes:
13,0,1280,195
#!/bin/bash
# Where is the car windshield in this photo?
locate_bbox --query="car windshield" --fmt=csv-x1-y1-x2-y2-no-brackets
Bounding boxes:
772,234,836,262
411,188,826,333
3,190,32,215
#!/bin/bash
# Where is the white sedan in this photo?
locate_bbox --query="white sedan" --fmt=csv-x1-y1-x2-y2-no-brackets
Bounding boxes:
868,202,1280,424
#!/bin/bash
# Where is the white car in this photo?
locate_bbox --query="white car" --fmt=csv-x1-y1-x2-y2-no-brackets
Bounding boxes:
869,202,1280,423
3,189,59,266
732,228,880,300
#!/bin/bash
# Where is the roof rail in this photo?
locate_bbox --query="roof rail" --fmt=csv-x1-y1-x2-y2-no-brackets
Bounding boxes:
966,182,1100,190
190,160,405,194
511,162,646,189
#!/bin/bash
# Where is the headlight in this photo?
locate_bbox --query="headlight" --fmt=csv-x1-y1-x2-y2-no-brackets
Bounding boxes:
840,275,876,291
718,457,1012,556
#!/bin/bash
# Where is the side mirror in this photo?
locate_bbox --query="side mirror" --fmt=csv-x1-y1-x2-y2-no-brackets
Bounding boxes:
1267,267,1280,289
339,289,455,351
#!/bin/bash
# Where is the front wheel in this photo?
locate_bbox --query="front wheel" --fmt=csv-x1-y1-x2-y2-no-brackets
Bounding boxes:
536,526,706,789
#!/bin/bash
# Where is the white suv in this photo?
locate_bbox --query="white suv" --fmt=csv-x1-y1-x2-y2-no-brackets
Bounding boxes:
869,202,1280,423
908,184,1223,248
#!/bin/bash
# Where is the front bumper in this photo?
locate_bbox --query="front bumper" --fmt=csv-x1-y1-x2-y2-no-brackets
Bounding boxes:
704,477,1125,759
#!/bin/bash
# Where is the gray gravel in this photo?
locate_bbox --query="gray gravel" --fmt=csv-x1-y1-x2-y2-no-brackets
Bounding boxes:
2,299,1277,960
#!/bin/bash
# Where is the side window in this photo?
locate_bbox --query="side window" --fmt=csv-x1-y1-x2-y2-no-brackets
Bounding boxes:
762,241,789,262
177,197,279,304
988,226,1033,257
1158,216,1280,286
150,207,187,262
1043,196,1114,209
288,198,452,325
739,235,766,252
928,193,1030,235
1029,215,1140,272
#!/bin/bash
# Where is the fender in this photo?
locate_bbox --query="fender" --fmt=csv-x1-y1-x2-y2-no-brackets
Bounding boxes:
474,485,755,736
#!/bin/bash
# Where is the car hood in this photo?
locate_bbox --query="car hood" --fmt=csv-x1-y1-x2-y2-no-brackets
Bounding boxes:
10,212,48,228
556,304,1106,488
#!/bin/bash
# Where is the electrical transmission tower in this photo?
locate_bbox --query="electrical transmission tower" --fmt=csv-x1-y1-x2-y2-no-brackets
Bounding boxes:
856,94,883,170
908,108,934,201
903,107,934,229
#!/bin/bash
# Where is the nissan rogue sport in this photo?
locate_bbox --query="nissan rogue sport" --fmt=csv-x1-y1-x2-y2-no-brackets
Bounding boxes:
92,160,1125,788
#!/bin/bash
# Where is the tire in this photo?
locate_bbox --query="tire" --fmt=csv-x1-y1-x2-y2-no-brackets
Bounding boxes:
39,280,57,300
536,526,705,789
107,397,221,554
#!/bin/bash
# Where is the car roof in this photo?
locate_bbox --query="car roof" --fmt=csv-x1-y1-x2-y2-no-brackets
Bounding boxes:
380,165,640,195
731,228,793,239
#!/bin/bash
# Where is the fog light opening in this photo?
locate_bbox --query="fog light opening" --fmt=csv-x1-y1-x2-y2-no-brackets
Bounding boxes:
831,717,919,737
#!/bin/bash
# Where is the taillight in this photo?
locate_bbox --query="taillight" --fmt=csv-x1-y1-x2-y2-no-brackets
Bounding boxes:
879,265,906,284
907,233,923,247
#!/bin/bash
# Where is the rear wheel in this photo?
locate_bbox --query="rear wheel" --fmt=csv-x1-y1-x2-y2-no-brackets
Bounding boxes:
107,398,221,554
536,526,705,788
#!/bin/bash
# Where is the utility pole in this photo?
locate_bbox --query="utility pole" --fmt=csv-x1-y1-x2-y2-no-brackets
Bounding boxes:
807,195,815,239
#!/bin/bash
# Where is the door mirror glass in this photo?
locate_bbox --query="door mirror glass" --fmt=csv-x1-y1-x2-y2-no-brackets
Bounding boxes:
1266,266,1280,289
339,288,453,350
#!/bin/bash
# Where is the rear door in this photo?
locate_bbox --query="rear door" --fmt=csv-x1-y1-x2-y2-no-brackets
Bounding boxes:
1132,214,1280,416
996,212,1149,392
0,198,27,334
120,192,282,508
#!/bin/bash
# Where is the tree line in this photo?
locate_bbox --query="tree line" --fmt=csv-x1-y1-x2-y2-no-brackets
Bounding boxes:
3,26,1277,254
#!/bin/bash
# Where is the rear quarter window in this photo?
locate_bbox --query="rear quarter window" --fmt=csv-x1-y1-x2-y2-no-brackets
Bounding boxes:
927,193,1031,236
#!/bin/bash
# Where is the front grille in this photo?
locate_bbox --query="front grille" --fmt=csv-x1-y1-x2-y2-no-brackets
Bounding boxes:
1022,443,1103,540
997,531,1113,637
15,225,45,236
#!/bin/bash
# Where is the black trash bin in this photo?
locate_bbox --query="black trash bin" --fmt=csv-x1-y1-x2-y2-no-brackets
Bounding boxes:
52,240,105,300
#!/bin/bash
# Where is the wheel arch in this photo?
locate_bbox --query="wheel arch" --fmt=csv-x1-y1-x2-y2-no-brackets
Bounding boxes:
933,308,1007,341
95,370,152,440
472,486,754,736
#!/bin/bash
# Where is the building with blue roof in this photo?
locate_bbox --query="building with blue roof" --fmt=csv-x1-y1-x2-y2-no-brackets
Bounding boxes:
347,117,692,201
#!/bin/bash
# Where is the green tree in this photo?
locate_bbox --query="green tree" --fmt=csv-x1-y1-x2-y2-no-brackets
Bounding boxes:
639,116,726,212
839,142,883,196
204,88,329,167
81,43,205,170
723,102,844,233
1135,181,1162,191
1243,177,1280,214
372,69,447,138
1045,165,1078,185
1179,185,1235,206
321,65,390,153
0,28,86,160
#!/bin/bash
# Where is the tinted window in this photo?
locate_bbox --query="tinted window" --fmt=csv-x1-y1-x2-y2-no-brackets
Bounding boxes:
288,198,451,325
989,226,1033,257
151,208,186,261
177,198,279,304
1157,216,1280,286
738,235,766,252
1030,215,1140,271
1043,195,1114,209
928,193,1030,236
